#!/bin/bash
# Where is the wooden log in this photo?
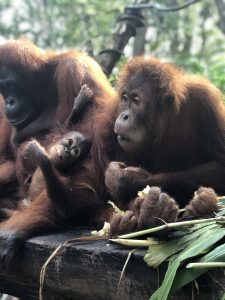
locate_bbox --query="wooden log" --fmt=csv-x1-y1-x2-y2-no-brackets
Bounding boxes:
0,229,224,300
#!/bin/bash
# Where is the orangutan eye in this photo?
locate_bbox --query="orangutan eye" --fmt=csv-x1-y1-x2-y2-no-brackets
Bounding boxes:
122,93,128,102
133,95,140,105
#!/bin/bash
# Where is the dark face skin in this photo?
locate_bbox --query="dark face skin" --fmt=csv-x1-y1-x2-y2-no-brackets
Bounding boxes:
114,73,150,154
0,66,38,130
49,131,91,170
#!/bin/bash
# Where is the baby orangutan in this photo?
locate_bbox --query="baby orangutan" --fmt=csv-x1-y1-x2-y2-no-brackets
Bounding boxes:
3,131,92,217
0,131,93,269
23,131,91,212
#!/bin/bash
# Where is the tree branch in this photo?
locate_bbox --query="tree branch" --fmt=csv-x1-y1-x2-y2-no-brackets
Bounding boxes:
127,0,201,12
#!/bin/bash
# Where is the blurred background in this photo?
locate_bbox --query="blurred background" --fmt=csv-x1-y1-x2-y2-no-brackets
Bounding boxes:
0,0,225,90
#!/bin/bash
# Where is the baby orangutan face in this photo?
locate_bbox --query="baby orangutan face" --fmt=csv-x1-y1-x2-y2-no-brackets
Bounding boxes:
49,131,91,170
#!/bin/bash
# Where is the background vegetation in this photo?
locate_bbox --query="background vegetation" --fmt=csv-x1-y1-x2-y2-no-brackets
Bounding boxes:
0,0,225,89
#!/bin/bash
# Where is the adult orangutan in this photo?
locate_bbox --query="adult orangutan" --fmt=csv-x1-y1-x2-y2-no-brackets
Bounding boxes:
0,40,115,268
0,39,115,214
0,96,20,220
105,56,225,235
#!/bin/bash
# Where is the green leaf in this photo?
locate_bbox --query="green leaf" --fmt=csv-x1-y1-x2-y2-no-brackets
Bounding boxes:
172,243,225,291
149,227,225,300
144,241,181,268
221,293,225,300
218,198,225,207
144,223,219,268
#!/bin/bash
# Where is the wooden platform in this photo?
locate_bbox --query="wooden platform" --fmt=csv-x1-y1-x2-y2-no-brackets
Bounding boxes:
0,229,224,300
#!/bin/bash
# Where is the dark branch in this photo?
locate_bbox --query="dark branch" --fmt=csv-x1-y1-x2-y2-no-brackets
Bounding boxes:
127,0,201,12
97,8,145,75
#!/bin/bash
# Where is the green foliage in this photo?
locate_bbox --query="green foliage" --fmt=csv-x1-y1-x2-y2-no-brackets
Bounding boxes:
208,60,225,92
175,56,225,92
144,207,225,300
172,243,225,292
144,223,220,268
117,205,225,299
0,0,126,52
144,0,225,90
149,223,225,299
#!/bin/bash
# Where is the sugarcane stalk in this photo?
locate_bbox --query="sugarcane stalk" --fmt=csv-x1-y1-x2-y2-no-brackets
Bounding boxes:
110,238,158,247
118,216,225,239
187,262,225,268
